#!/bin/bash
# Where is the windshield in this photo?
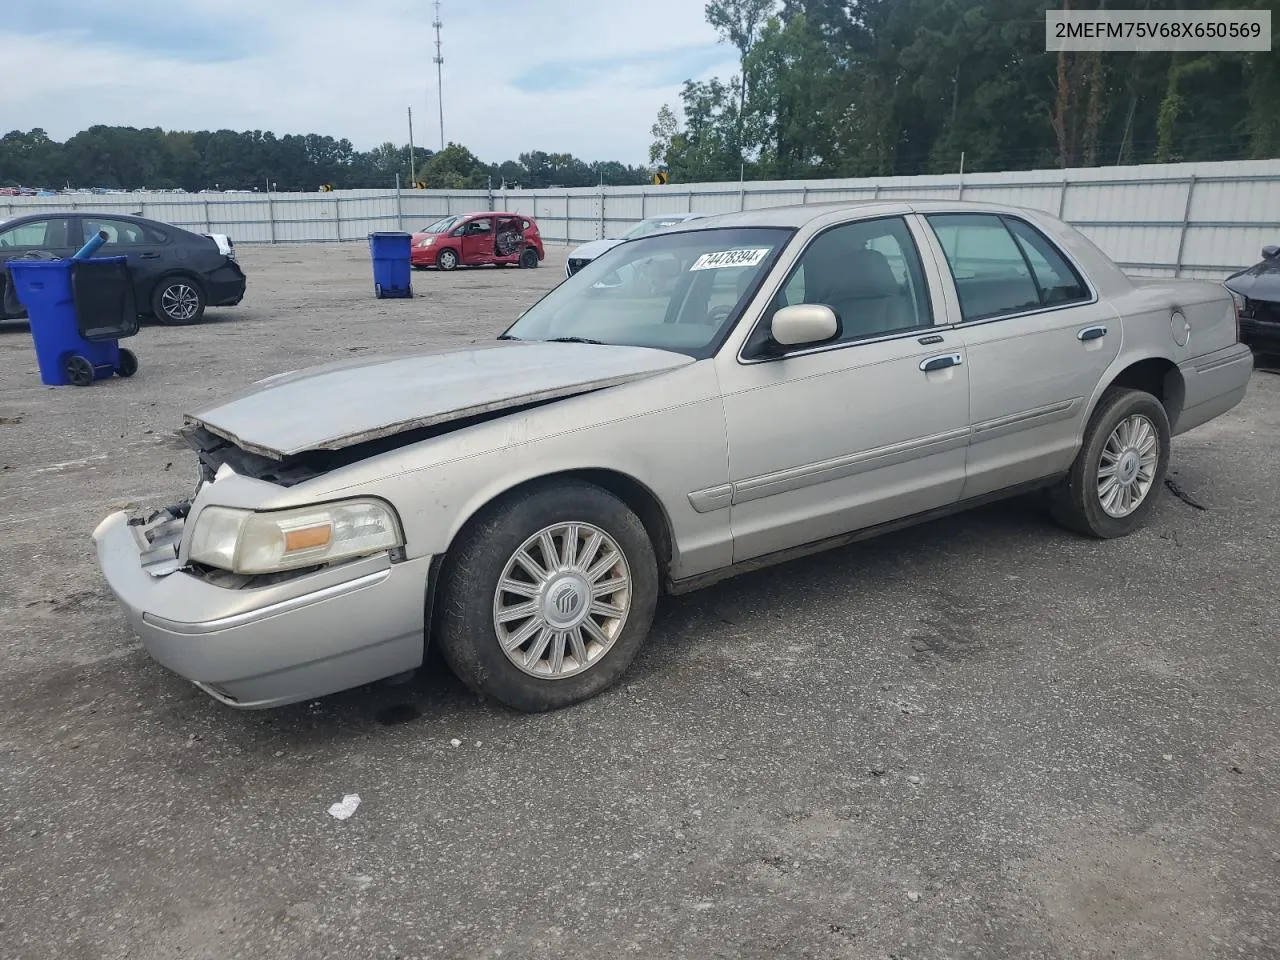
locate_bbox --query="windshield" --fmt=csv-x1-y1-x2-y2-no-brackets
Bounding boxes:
420,216,460,234
621,216,693,239
501,226,793,358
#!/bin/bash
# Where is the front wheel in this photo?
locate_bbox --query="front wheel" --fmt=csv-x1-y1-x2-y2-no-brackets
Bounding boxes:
434,481,659,712
152,277,206,325
1049,387,1171,538
65,354,95,386
436,249,459,271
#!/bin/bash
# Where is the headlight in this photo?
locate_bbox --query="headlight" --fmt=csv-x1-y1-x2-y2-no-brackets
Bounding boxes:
188,498,403,574
417,237,434,247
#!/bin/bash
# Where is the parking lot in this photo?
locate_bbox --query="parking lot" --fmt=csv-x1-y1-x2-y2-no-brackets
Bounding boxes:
1,241,1278,960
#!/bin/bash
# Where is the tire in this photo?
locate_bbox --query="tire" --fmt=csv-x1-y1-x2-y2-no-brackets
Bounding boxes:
65,354,95,386
116,348,138,378
519,247,539,269
152,276,206,325
436,249,459,271
435,481,659,712
1049,387,1171,539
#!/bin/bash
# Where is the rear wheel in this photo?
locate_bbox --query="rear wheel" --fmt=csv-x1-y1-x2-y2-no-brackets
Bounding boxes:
152,276,206,325
435,481,659,712
116,348,138,378
519,247,539,269
1049,387,1170,538
436,249,459,271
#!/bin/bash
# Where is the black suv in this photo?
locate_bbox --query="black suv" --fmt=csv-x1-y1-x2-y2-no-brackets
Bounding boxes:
0,211,246,325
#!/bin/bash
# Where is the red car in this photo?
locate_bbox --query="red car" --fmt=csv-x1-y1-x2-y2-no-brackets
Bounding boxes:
411,211,545,271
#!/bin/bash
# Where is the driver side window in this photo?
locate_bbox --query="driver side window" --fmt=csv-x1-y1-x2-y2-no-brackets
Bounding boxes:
0,218,70,248
774,216,932,343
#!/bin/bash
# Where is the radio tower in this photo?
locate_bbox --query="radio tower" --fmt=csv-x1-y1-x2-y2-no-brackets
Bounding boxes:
432,0,445,151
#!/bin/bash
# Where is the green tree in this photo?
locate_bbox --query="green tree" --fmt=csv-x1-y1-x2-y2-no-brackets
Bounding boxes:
705,0,776,158
425,143,487,189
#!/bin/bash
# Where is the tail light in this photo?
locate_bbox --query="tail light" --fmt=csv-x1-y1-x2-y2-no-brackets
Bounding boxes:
1227,288,1244,342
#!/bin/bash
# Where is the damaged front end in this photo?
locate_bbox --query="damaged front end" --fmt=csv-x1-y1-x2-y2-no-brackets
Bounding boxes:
128,501,191,578
91,425,433,709
178,391,571,488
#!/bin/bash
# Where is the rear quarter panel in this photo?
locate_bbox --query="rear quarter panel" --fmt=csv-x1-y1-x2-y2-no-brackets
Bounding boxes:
1122,278,1237,365
1095,278,1246,435
1017,213,1242,437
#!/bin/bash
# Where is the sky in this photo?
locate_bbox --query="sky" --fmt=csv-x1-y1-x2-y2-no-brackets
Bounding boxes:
0,0,738,165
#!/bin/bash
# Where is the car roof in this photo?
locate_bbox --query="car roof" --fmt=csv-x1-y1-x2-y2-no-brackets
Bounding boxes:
662,198,1050,231
0,209,190,231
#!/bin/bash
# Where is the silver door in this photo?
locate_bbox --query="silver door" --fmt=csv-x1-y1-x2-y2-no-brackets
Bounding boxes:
714,215,971,563
918,212,1121,499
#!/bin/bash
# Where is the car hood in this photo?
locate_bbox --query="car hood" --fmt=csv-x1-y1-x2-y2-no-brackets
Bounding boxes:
567,238,624,261
184,340,694,460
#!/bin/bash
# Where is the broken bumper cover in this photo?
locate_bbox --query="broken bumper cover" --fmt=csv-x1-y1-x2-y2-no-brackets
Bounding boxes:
91,510,429,709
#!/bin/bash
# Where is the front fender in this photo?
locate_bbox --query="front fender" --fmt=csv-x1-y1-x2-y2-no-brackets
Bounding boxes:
308,363,734,581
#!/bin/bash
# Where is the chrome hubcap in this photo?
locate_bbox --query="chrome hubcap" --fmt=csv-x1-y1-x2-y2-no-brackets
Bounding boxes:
1098,414,1159,518
493,522,632,679
162,283,199,320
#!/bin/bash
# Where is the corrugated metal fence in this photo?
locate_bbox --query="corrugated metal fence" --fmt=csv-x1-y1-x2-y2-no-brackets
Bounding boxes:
4,158,1279,280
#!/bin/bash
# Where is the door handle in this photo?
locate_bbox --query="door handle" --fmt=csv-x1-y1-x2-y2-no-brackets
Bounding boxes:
140,252,161,259
1077,324,1107,341
920,353,963,372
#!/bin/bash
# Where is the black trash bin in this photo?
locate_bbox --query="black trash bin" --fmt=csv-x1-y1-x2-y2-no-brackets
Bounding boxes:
72,257,139,342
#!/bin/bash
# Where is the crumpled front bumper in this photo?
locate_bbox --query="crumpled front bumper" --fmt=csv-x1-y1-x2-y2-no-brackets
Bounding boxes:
92,510,430,709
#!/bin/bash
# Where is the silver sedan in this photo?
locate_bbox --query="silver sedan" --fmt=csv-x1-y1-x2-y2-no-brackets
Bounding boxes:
93,200,1254,712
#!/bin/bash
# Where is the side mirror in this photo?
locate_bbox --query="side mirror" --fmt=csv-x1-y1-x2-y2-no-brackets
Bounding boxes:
771,303,839,348
1262,244,1279,260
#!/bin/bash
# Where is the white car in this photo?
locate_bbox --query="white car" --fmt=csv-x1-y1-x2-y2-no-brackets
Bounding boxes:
566,213,707,277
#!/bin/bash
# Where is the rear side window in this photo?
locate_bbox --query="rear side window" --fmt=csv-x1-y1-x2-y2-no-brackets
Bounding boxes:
926,213,1088,321
85,218,149,246
1004,218,1089,306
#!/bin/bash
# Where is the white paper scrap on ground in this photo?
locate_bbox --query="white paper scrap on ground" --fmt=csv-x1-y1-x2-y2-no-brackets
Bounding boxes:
327,793,361,820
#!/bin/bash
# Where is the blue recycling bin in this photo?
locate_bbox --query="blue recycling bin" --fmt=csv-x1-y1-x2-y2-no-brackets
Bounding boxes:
7,256,139,387
369,231,413,298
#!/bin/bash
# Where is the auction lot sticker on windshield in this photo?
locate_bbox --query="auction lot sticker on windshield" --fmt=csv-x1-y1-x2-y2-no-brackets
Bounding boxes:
690,248,770,271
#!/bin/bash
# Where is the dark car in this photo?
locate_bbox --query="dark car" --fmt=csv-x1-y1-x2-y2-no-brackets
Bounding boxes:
0,212,246,325
1224,244,1280,353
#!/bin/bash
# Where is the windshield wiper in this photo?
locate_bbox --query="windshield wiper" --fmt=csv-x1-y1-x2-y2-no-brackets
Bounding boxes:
546,336,606,345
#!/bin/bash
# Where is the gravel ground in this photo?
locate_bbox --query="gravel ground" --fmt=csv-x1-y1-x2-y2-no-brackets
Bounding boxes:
1,242,1278,960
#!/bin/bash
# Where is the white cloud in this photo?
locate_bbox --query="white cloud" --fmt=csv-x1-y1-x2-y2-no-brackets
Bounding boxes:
0,0,741,164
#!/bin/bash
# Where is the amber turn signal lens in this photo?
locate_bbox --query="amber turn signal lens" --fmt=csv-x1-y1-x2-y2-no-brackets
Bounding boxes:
284,524,333,552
